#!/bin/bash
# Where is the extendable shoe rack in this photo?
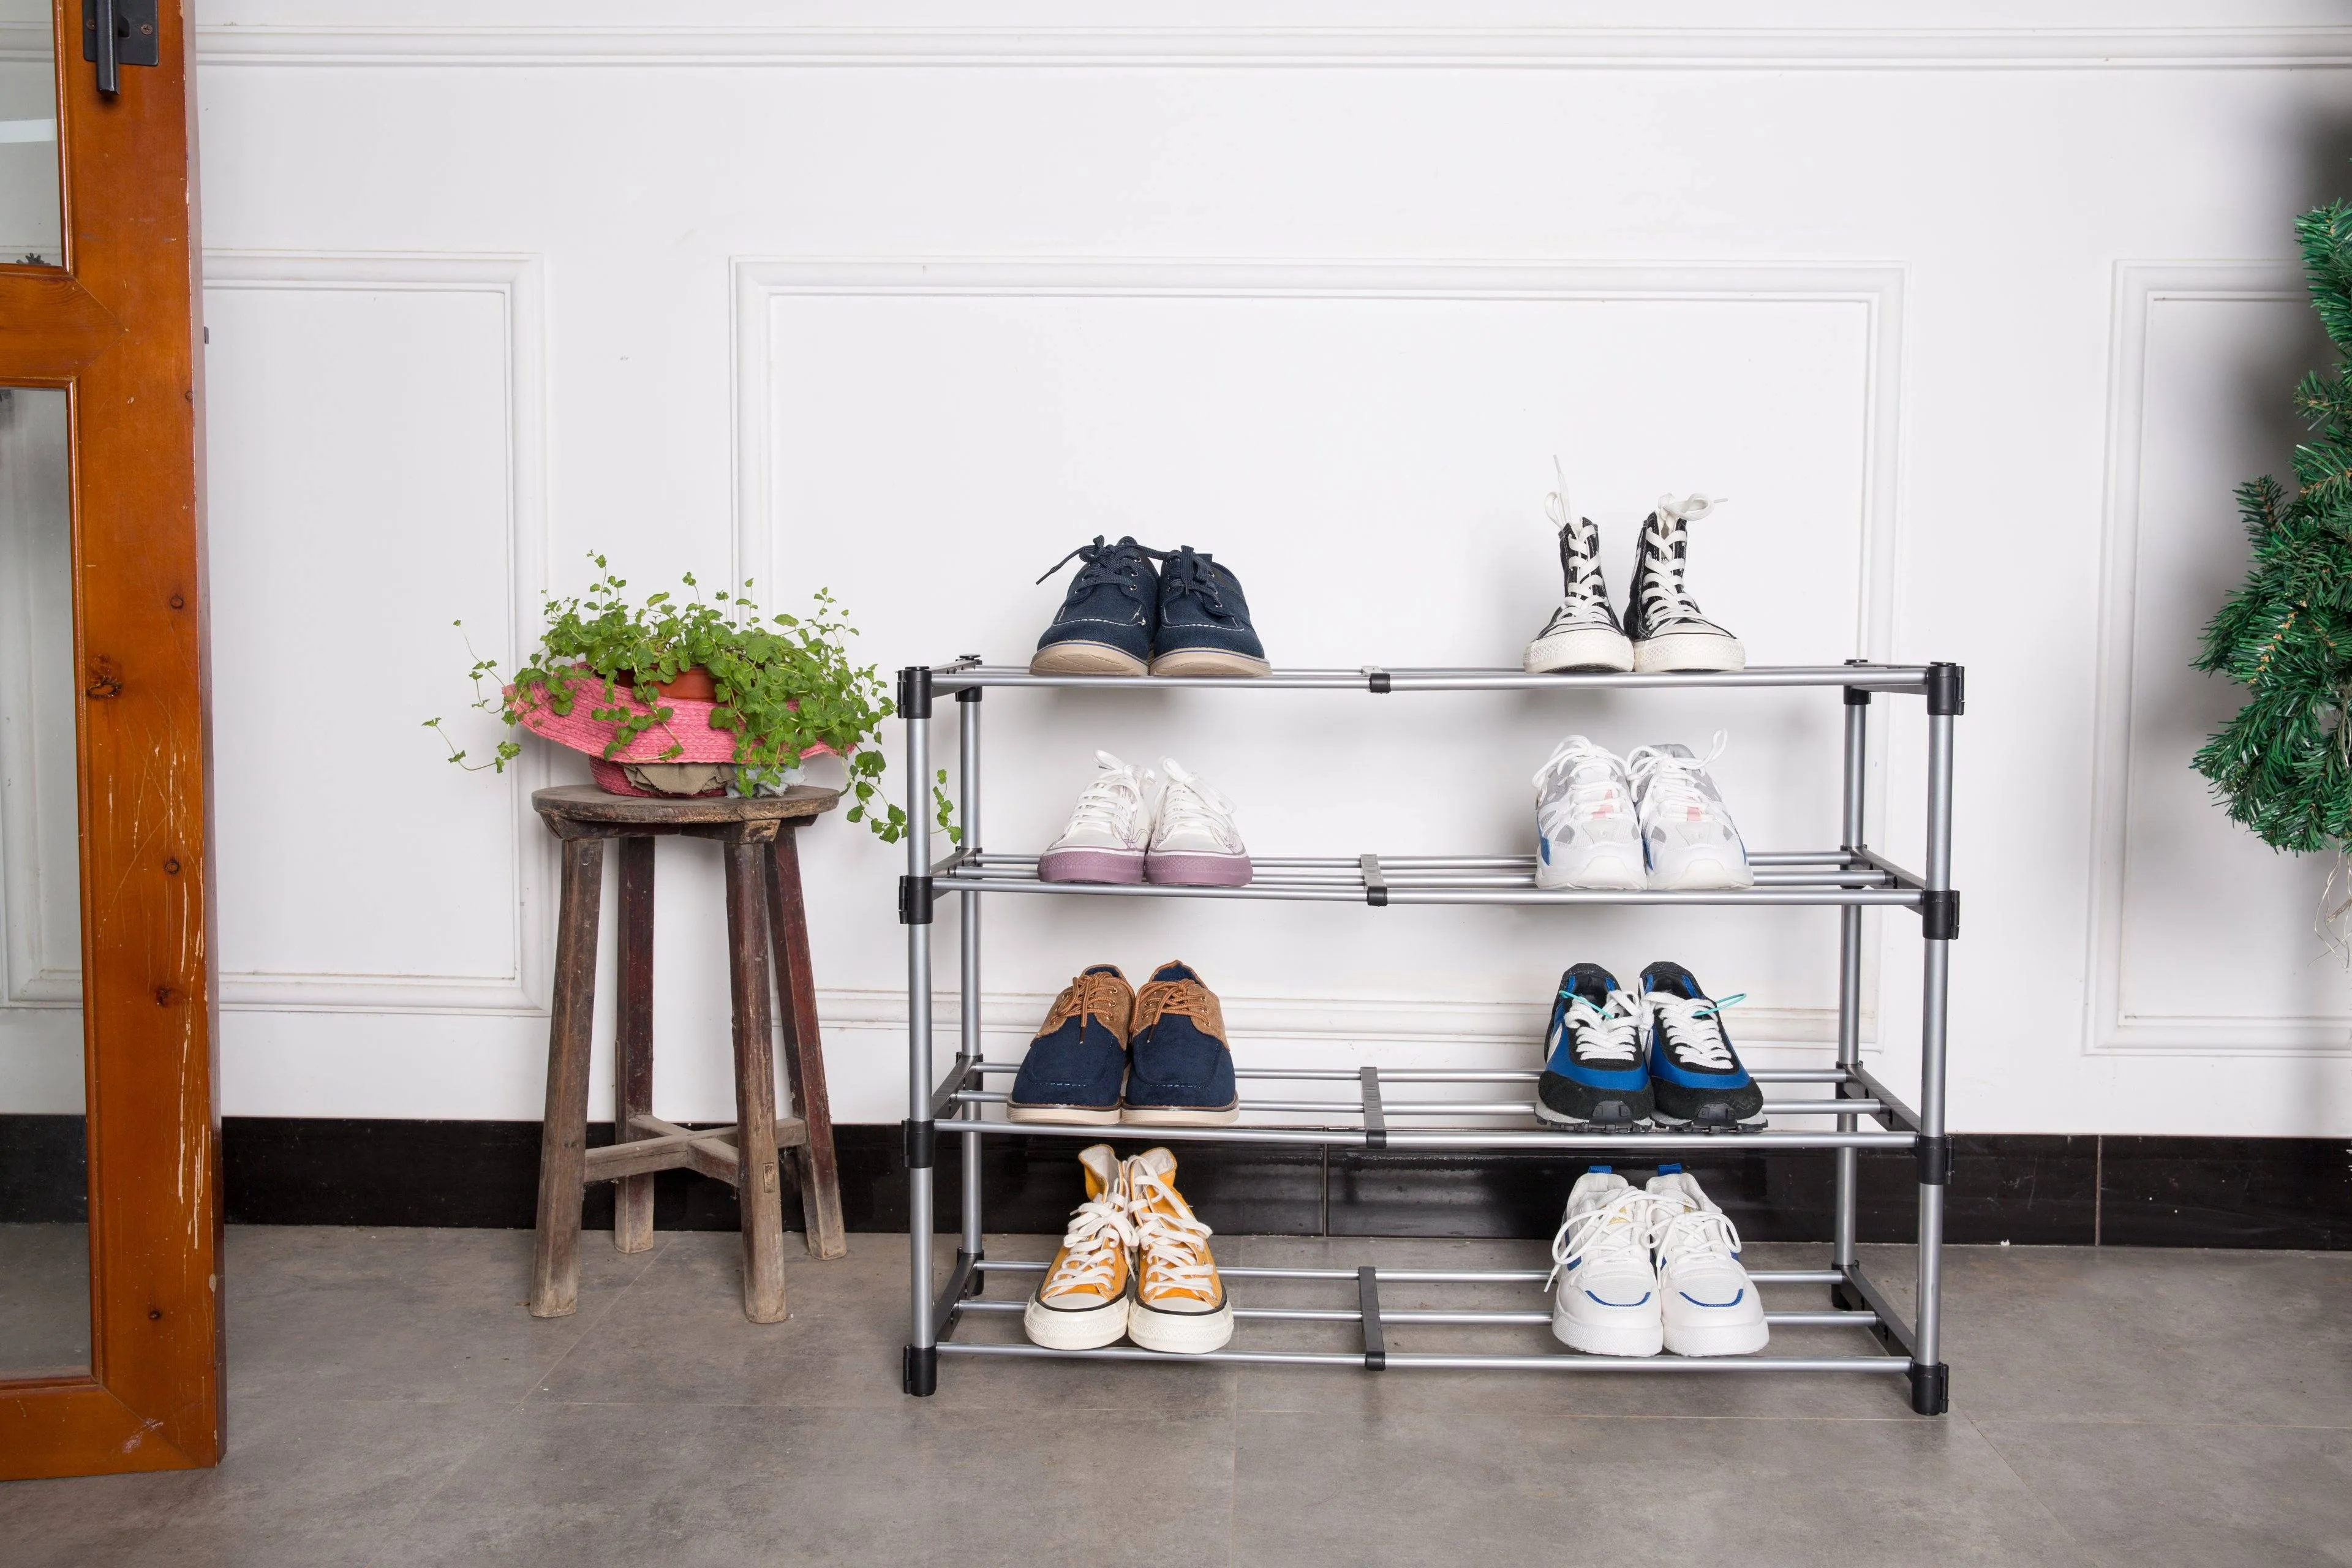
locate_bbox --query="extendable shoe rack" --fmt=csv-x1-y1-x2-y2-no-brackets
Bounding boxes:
897,660,1962,1415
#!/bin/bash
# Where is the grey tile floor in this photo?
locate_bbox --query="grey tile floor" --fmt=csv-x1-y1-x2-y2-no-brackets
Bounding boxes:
2,1226,2348,1566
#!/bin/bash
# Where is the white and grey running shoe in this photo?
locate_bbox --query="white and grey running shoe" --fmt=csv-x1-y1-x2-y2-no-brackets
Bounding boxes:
1625,493,1744,673
1532,736,1645,891
1547,1167,1664,1356
1626,735,1754,891
1646,1166,1768,1355
1039,752,1157,884
1525,461,1634,674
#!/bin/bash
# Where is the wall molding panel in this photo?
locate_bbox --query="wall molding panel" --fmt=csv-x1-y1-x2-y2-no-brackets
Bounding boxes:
202,252,554,1016
179,22,2352,72
2082,259,2340,1057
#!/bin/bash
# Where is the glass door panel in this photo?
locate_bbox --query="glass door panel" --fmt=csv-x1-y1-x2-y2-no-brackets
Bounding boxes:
0,0,60,266
0,384,85,1375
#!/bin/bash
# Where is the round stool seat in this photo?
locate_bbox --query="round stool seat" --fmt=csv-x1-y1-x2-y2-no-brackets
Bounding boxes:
533,783,840,831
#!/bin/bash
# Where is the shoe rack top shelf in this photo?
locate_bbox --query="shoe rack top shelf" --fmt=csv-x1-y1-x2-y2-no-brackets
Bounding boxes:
926,661,1937,696
930,848,1925,909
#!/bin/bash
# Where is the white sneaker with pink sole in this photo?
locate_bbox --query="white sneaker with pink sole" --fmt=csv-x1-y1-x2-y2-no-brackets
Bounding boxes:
1038,752,1157,884
1145,759,1251,888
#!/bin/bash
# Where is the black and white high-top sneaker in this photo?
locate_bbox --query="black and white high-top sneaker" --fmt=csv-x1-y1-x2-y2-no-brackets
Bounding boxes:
1624,494,1744,673
1524,462,1634,674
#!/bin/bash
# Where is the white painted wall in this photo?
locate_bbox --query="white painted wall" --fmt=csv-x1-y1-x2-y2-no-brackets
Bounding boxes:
13,0,2352,1134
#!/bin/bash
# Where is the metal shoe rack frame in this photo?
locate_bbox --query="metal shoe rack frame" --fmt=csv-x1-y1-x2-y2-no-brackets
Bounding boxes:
895,658,1962,1415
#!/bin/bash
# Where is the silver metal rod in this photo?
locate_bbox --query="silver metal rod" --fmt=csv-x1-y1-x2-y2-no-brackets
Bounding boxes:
931,663,1932,695
905,691,935,1355
953,1091,1876,1118
937,1342,1911,1372
971,1261,1845,1286
957,690,983,1260
957,1063,1855,1085
935,878,1921,908
1916,706,1956,1368
1835,688,1868,1271
938,1120,1915,1150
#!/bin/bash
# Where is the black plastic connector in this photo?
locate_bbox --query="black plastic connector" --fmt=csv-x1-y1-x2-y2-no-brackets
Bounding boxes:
1830,1277,1868,1314
1925,662,1965,717
902,1117,935,1170
1844,657,1872,706
1915,1132,1952,1186
1367,669,1392,694
902,1343,938,1396
1921,888,1960,941
956,1246,987,1300
899,874,935,925
897,665,933,720
955,685,981,704
1359,1267,1387,1370
1908,1360,1950,1415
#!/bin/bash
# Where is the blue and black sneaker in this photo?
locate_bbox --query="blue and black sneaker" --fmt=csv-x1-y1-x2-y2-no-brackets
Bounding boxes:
1007,966,1133,1125
1536,963,1653,1130
1121,961,1240,1125
1150,547,1270,677
1031,537,1165,676
1638,961,1765,1131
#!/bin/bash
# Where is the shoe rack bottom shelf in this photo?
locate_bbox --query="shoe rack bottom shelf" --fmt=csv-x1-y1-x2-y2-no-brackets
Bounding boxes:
936,1257,1916,1376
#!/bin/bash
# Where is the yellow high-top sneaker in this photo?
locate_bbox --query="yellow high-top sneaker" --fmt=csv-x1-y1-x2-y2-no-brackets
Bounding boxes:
1123,1147,1234,1353
1022,1144,1137,1350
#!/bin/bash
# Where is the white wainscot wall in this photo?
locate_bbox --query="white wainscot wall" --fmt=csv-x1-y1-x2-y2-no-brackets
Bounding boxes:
149,0,2352,1135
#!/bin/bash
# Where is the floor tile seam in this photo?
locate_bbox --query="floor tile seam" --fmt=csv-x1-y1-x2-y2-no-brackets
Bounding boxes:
1964,1415,2352,1432
1229,1405,1946,1423
1964,1409,2109,1567
517,1231,679,1406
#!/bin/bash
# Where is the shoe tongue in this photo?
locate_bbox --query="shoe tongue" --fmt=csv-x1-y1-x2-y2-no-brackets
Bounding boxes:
1563,966,1616,1006
1132,1147,1177,1183
1651,743,1696,760
1080,963,1123,978
1094,750,1129,772
1150,961,1200,986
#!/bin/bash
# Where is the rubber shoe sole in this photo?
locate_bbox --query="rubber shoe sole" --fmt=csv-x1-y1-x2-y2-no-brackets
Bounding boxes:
1526,625,1635,674
1039,846,1146,884
1535,843,1646,891
1145,850,1253,887
1632,631,1745,673
1120,1101,1241,1126
1023,1291,1131,1350
1148,647,1271,677
1534,1098,1651,1133
1645,853,1755,892
1551,1300,1664,1357
1128,1297,1234,1353
1662,1311,1770,1358
1031,640,1148,677
1006,1101,1124,1126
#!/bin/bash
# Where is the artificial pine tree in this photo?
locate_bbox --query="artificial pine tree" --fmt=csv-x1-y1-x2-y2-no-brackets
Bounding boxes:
2194,197,2352,856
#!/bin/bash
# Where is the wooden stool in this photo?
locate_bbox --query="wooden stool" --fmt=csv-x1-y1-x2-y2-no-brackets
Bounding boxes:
527,785,848,1324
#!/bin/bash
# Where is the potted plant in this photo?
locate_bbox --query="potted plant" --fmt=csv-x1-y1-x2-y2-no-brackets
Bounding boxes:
429,555,952,843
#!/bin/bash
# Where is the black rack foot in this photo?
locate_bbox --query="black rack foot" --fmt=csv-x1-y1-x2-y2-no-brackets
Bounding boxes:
1908,1361,1950,1415
1830,1278,1866,1313
903,1344,938,1397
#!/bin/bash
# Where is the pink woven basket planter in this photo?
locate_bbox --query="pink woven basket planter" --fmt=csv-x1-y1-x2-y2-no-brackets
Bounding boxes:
507,666,834,797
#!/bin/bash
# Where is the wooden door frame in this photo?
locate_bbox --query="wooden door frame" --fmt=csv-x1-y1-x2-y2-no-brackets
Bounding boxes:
0,0,219,1477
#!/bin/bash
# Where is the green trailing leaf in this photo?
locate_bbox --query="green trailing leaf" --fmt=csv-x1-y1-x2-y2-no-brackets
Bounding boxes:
429,557,956,845
2196,192,2352,856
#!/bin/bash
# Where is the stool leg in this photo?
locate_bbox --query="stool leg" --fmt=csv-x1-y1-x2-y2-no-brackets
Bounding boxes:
724,839,790,1323
767,825,848,1260
531,836,605,1318
612,836,657,1254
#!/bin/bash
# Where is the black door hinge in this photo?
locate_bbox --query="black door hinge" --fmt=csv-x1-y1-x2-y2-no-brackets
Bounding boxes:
83,0,160,96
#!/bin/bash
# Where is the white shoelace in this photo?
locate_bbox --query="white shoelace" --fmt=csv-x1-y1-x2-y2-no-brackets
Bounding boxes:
1042,1186,1137,1298
1061,751,1155,843
1547,1188,1662,1291
1624,733,1731,824
1532,737,1632,836
1644,990,1746,1072
1542,458,1614,627
1637,492,1728,627
1154,760,1242,852
1129,1166,1220,1299
1562,987,1643,1066
1653,1193,1746,1274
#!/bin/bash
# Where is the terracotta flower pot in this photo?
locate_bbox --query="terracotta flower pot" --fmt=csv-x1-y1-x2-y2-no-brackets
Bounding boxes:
609,665,717,702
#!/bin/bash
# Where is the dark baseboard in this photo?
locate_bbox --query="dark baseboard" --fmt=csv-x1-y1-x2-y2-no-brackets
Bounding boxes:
2,1117,2345,1248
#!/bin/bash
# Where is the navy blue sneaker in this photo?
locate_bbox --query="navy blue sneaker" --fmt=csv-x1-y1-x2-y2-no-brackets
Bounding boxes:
1122,961,1240,1124
1031,537,1164,676
1007,966,1133,1125
1638,961,1765,1130
1536,964,1654,1129
1150,547,1269,677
